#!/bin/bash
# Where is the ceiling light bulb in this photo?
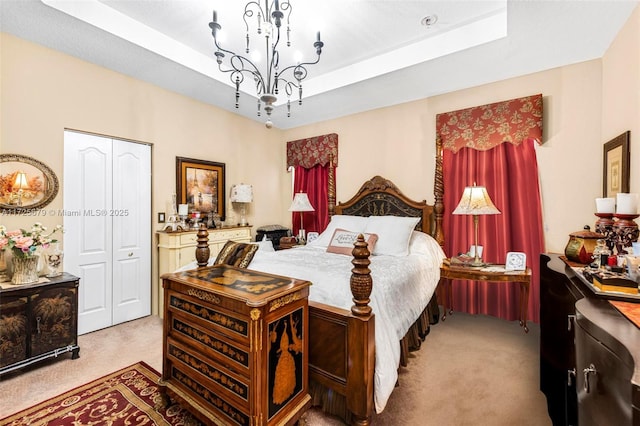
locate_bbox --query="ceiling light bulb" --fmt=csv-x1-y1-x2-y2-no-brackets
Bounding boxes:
265,119,273,129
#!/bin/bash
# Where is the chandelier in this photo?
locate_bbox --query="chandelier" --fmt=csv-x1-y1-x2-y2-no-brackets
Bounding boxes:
209,1,324,128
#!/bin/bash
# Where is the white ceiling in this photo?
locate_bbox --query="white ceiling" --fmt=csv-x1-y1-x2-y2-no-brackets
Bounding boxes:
1,0,638,129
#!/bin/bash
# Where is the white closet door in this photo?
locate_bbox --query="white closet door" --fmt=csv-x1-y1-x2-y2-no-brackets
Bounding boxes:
64,131,114,335
112,140,151,323
64,131,151,335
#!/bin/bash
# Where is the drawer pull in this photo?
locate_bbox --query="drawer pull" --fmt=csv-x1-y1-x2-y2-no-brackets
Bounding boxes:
128,252,133,257
583,363,597,393
567,368,576,386
567,314,576,331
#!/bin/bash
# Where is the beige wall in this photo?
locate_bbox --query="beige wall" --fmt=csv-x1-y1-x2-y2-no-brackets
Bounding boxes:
0,34,290,235
2,3,639,266
602,5,640,191
284,60,605,254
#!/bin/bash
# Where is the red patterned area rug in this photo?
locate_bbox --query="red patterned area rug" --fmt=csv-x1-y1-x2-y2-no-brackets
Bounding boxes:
0,362,200,426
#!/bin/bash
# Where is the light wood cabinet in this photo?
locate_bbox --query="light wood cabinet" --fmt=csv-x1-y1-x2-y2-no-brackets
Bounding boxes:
160,265,311,425
155,226,251,316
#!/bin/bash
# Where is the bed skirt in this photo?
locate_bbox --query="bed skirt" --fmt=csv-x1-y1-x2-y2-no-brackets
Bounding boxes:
308,293,440,422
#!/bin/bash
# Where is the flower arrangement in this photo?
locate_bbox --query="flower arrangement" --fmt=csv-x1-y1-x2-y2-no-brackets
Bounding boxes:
0,223,63,259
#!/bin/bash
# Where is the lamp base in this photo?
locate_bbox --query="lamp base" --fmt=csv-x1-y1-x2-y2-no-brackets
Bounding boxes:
469,259,487,268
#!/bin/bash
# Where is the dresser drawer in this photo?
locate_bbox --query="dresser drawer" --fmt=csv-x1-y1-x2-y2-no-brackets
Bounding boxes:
168,312,251,377
167,291,251,345
166,337,251,409
211,228,251,243
168,360,251,426
177,228,250,246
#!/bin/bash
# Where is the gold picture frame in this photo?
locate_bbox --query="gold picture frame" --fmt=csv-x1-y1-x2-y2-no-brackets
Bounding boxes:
176,157,225,220
603,131,630,198
0,154,59,211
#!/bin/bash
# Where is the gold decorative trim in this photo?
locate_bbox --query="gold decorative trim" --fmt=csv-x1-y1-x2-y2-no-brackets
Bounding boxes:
269,292,301,312
187,288,220,304
251,317,262,353
250,308,261,320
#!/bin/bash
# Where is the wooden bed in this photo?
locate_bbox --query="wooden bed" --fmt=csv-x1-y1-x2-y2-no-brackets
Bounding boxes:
196,140,445,426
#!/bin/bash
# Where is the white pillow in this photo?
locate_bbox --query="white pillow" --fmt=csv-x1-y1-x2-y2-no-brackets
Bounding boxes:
364,216,420,256
307,215,369,248
251,240,275,252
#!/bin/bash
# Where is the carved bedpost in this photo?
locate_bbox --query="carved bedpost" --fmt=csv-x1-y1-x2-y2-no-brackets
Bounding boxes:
350,235,372,316
328,153,336,216
195,223,210,267
347,234,374,426
434,135,445,248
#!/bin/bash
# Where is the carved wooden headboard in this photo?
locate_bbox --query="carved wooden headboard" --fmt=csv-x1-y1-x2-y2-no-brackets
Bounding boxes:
334,176,434,236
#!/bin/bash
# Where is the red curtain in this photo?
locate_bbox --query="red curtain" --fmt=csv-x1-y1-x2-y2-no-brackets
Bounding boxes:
287,133,338,236
443,139,544,323
292,164,331,235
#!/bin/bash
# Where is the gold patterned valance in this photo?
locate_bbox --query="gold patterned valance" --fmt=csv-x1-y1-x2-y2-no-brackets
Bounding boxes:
436,94,543,153
286,133,338,169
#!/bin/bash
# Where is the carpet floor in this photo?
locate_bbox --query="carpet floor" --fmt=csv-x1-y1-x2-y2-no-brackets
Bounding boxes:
0,312,552,425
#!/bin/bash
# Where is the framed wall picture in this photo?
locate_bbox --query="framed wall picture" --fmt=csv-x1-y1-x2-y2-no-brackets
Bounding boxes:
176,157,225,220
603,131,630,198
0,154,59,211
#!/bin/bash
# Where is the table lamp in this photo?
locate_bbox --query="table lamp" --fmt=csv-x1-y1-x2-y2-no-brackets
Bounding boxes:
13,171,29,206
452,185,501,267
230,183,253,226
288,192,315,243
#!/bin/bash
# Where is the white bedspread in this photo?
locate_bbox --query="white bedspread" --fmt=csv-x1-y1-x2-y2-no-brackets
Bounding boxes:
247,243,444,413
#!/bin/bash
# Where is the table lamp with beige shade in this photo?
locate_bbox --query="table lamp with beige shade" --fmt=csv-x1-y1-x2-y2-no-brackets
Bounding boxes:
288,192,315,244
453,185,501,267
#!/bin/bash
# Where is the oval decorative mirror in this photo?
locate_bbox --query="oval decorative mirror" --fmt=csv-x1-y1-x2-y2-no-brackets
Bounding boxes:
0,154,59,211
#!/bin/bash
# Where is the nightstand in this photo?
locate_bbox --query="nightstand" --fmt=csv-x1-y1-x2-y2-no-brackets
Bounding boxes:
439,261,531,332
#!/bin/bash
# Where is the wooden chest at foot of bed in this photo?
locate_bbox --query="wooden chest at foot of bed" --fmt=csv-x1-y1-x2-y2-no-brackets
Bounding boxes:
160,265,311,426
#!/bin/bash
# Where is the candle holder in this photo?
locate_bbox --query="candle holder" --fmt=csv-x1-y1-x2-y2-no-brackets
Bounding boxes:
594,212,616,252
612,213,640,255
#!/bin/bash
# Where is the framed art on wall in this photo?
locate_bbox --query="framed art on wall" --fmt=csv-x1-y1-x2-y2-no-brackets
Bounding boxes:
603,131,630,198
0,154,59,211
176,157,225,220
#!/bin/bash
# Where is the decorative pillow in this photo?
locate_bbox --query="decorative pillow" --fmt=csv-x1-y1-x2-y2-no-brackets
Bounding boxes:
214,240,259,268
307,215,369,248
364,215,420,256
326,228,378,255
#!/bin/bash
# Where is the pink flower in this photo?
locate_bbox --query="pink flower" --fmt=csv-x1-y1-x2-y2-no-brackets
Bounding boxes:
13,236,34,251
0,237,7,250
5,230,22,238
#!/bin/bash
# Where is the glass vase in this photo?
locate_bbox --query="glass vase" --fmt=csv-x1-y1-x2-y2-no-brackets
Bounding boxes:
11,255,40,285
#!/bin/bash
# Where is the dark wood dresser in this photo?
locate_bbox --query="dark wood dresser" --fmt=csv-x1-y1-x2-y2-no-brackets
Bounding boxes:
0,273,80,376
160,265,311,425
540,253,640,426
